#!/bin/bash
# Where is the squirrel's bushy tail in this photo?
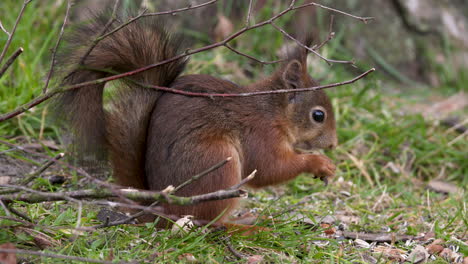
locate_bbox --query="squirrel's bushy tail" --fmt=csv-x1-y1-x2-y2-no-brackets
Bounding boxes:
54,14,187,188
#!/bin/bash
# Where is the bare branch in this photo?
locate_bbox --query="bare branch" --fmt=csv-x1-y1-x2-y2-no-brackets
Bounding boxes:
0,68,375,122
142,0,218,17
0,184,247,205
245,0,254,27
45,0,371,91
271,22,352,65
78,0,121,65
173,157,232,193
292,2,374,23
342,231,415,242
0,20,10,36
20,152,65,185
43,0,73,93
0,200,11,216
0,1,374,121
92,0,219,53
6,204,33,222
313,15,335,51
224,44,286,64
0,139,135,204
229,170,257,190
0,0,32,65
134,68,376,97
0,47,23,78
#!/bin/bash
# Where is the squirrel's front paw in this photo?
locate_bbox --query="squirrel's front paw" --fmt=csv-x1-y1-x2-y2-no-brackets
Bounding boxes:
309,155,336,184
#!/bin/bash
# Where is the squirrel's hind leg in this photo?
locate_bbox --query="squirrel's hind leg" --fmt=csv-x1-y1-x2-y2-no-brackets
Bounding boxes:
148,139,243,224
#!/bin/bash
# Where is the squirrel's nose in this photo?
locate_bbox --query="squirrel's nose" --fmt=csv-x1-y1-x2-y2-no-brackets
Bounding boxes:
328,137,338,150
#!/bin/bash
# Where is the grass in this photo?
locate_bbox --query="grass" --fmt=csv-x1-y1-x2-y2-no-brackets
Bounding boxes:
0,0,467,263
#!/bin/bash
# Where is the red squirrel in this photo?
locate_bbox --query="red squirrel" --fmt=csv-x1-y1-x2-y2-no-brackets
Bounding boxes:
53,14,337,223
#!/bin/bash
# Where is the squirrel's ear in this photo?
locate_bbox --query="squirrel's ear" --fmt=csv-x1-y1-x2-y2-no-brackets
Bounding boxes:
282,60,303,89
282,60,303,102
281,60,304,102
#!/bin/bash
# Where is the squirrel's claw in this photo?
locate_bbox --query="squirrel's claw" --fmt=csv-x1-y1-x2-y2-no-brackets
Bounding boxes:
310,154,336,184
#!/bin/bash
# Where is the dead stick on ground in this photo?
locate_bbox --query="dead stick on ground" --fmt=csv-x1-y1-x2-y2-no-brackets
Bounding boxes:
20,152,65,185
343,231,415,242
96,157,233,228
0,184,247,205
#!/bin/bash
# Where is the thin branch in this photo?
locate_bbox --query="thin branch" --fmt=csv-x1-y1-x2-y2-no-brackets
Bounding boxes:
173,157,232,193
229,170,256,190
292,2,374,23
0,184,247,205
343,231,415,242
136,68,376,97
6,203,33,222
142,0,218,17
225,44,285,64
0,20,10,36
0,140,136,205
0,0,32,65
0,215,33,226
0,152,65,194
0,47,23,78
43,0,72,93
0,200,11,216
78,0,121,65
224,236,246,259
0,90,56,122
0,1,375,121
271,22,352,65
43,0,370,91
90,0,219,56
20,152,65,185
313,15,335,51
0,248,128,264
0,68,375,122
245,0,254,27
96,157,233,228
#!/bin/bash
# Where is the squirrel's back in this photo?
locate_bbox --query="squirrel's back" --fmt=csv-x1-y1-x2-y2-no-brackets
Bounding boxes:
54,13,187,188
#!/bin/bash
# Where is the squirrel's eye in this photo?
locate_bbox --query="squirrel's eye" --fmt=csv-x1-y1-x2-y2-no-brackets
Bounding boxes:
311,109,325,123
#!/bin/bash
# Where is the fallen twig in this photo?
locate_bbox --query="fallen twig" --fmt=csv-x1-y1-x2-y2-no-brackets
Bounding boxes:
0,184,247,205
343,231,415,242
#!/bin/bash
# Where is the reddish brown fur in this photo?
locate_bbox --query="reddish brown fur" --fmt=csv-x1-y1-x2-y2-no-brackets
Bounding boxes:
54,13,337,223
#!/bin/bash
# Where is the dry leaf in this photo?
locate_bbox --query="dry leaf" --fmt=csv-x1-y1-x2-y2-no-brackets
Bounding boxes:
171,215,194,236
373,245,406,262
426,244,444,255
178,253,197,263
320,223,336,236
247,255,264,264
0,243,17,264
